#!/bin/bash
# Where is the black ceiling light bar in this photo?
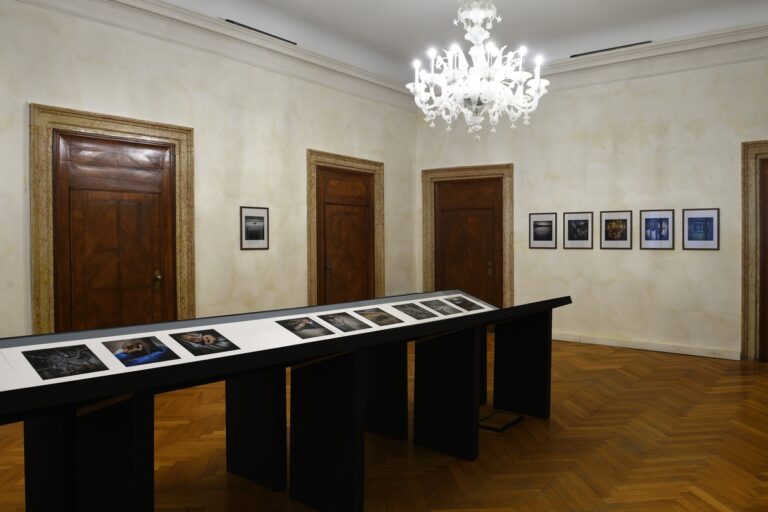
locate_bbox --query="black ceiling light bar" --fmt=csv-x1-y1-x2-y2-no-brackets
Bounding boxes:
224,19,297,46
570,40,652,59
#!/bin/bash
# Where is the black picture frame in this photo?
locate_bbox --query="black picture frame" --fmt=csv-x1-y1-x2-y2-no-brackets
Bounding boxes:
682,208,720,250
529,212,557,249
640,209,674,250
240,206,269,250
563,212,593,249
600,210,632,250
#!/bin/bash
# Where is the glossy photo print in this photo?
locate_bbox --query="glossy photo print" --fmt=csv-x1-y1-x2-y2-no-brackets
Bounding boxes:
240,206,269,250
683,208,719,250
445,296,484,311
318,312,372,332
276,317,334,339
354,308,403,326
600,211,632,249
393,303,438,320
563,212,593,249
23,345,108,380
529,212,557,248
103,336,180,367
169,329,240,356
420,299,462,315
640,210,674,249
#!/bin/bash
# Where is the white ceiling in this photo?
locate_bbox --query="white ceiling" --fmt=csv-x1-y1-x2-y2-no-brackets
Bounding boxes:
163,0,768,83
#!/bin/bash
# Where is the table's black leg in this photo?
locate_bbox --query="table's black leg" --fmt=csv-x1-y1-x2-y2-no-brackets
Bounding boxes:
494,310,553,418
362,340,408,439
290,351,364,512
226,366,287,490
25,392,154,512
414,326,481,461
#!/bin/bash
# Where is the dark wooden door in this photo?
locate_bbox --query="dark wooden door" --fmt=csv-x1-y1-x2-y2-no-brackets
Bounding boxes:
435,178,503,307
760,158,768,362
54,131,177,331
317,167,375,305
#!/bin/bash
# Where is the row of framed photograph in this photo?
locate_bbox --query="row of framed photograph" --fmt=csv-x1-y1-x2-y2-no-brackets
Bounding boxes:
529,209,720,250
13,295,487,383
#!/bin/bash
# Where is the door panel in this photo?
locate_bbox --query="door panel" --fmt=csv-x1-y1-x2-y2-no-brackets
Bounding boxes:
317,168,374,305
435,178,503,307
54,131,176,331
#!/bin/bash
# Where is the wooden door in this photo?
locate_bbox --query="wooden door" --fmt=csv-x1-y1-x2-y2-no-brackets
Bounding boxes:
760,158,768,361
54,131,177,331
434,178,503,307
316,167,375,305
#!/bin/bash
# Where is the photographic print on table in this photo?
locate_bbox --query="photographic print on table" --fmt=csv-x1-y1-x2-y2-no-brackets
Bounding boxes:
683,208,719,250
103,336,180,367
420,299,462,315
445,296,484,311
354,308,403,326
240,206,269,250
23,345,108,380
600,210,632,249
563,212,593,249
318,312,372,332
529,212,557,248
169,329,239,356
276,317,334,339
640,210,674,250
393,303,438,320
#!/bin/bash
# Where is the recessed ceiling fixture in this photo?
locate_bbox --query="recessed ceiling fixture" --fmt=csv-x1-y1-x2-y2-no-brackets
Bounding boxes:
406,0,549,139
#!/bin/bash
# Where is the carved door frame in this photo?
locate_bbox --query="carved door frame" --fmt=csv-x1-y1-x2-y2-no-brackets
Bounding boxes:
30,104,196,333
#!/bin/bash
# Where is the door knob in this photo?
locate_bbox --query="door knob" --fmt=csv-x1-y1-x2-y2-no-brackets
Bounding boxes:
153,269,163,290
487,262,493,277
325,264,332,279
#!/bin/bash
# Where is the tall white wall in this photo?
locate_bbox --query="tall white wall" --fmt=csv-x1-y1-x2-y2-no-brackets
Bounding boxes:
418,38,768,359
0,0,420,337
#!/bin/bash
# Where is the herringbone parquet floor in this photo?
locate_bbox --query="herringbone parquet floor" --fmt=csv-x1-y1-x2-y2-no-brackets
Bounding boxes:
1,341,766,511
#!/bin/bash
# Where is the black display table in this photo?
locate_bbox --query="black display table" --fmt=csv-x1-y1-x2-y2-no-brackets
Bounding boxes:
0,291,570,512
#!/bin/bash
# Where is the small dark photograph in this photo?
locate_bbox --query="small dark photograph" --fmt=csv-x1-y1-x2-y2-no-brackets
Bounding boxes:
354,308,403,326
103,336,180,367
687,217,714,241
23,345,108,380
644,218,670,241
568,220,590,241
244,215,265,241
318,312,372,332
276,317,334,339
169,329,239,356
421,299,462,315
604,219,628,241
532,220,553,241
393,303,437,320
445,296,484,311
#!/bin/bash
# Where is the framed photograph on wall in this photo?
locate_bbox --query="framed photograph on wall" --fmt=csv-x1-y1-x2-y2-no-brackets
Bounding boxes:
563,212,593,249
640,209,674,250
240,206,269,250
529,212,557,249
600,210,632,249
683,208,719,250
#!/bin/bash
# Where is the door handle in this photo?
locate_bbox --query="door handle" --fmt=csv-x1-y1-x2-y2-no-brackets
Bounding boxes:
325,264,332,279
153,269,163,290
487,261,493,277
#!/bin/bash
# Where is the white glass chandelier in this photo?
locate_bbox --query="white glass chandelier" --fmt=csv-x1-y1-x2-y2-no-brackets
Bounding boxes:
406,0,549,139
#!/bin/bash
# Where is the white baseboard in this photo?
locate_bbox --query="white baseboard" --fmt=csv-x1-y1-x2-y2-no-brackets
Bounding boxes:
553,332,741,361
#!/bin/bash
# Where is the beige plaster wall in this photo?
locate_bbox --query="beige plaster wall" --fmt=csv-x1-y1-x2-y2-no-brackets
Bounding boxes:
0,1,419,337
418,46,768,359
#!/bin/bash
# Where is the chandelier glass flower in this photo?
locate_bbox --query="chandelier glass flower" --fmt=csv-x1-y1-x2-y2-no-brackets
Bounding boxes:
406,0,549,139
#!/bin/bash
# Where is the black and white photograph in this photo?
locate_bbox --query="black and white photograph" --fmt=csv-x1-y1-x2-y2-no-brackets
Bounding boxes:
103,336,180,367
169,329,240,356
420,299,462,315
640,210,674,250
600,210,632,249
276,317,334,339
529,212,557,248
683,208,719,250
354,308,404,326
23,345,109,380
318,312,372,332
445,296,484,311
563,212,593,249
393,303,437,320
240,206,269,250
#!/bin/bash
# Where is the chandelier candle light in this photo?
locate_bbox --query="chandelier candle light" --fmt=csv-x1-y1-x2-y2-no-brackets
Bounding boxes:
406,0,549,139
